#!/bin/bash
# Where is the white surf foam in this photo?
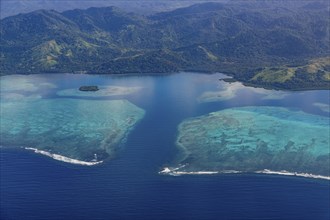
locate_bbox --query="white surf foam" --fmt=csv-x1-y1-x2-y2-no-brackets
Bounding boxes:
25,147,103,166
159,167,240,176
160,167,330,180
255,169,330,180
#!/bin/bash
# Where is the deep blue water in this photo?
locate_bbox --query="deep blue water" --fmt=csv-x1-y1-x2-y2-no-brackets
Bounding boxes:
1,73,329,219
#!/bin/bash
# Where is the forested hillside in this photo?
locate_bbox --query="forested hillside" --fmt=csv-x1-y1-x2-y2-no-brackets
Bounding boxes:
1,2,329,89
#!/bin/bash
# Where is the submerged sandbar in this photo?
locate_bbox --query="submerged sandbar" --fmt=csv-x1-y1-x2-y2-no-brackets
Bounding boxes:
57,86,142,97
172,107,330,178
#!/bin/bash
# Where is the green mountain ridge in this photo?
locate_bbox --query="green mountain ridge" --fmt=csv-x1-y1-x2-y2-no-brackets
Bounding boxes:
1,2,329,89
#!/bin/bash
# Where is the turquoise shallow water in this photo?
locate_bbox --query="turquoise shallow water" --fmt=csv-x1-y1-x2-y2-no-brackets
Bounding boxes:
0,98,145,162
175,106,330,176
0,73,329,173
0,72,329,219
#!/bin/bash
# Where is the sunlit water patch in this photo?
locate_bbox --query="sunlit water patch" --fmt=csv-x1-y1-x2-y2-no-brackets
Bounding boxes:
198,81,290,102
313,102,330,113
0,93,42,101
0,75,57,92
168,107,330,178
0,98,145,165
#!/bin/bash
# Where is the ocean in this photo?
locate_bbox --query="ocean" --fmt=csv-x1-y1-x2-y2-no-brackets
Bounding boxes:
1,72,329,219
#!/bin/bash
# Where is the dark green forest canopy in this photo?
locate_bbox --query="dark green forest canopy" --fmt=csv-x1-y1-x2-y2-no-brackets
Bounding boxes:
1,1,329,90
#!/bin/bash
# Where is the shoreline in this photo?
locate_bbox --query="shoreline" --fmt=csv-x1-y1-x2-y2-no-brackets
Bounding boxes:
25,147,103,166
159,167,330,180
1,71,329,92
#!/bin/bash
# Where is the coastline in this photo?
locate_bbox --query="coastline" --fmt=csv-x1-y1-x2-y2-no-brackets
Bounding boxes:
1,71,329,92
159,167,330,180
25,147,103,166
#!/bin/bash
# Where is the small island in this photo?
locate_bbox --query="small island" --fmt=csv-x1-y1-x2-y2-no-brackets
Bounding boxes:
219,78,237,83
79,86,99,92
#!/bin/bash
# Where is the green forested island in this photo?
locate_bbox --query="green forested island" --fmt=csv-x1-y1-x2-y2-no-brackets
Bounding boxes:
0,2,329,90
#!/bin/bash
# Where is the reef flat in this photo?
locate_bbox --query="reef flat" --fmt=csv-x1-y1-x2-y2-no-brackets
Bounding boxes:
0,98,145,164
173,107,330,177
57,86,142,97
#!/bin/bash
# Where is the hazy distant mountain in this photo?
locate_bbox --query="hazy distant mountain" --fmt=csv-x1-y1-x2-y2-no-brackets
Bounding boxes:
0,0,220,18
1,2,329,89
2,0,328,19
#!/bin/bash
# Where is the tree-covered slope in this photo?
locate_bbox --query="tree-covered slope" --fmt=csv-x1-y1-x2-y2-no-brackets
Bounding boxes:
0,2,329,89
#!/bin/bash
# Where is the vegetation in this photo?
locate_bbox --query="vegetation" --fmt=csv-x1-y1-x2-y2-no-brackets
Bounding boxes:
0,2,329,90
247,57,330,90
